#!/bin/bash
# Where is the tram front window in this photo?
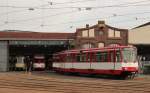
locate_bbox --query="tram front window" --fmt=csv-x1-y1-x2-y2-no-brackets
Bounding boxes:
122,48,137,62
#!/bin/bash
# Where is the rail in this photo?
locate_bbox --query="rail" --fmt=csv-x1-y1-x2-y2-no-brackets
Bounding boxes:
0,72,150,93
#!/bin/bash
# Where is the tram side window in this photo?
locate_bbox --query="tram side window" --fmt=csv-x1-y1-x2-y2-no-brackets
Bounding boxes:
55,55,60,62
82,53,87,62
96,52,108,62
86,53,90,62
57,56,61,62
76,53,87,62
102,52,108,62
96,52,101,62
66,54,76,62
53,56,58,62
60,55,65,62
62,55,66,62
77,54,82,62
109,51,114,62
116,50,121,62
66,55,71,62
90,52,96,62
71,54,76,62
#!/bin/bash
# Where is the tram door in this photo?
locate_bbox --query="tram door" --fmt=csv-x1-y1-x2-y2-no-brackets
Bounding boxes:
108,50,116,70
113,49,122,70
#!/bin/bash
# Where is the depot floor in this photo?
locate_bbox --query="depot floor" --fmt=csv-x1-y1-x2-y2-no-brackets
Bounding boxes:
0,71,150,93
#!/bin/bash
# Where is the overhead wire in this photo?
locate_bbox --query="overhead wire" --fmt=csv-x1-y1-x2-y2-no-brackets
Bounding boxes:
0,0,97,19
40,0,46,27
0,0,150,9
0,1,150,25
0,0,149,20
32,16,150,32
31,11,150,27
0,10,79,24
0,0,96,9
5,0,9,24
0,0,150,30
108,16,150,29
1,13,150,31
23,13,150,32
37,0,96,7
0,1,49,17
0,9,150,28
0,9,26,16
51,0,95,5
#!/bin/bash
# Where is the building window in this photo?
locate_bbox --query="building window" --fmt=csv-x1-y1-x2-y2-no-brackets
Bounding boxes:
108,29,114,37
115,31,120,37
81,43,94,49
98,42,104,48
89,29,95,37
108,29,121,38
109,44,120,47
82,29,95,37
82,30,88,37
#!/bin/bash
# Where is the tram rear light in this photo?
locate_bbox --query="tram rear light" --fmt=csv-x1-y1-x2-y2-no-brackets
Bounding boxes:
124,67,127,70
122,67,128,71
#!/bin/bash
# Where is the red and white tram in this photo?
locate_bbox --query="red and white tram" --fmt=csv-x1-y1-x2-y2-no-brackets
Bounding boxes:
33,55,45,70
52,46,139,79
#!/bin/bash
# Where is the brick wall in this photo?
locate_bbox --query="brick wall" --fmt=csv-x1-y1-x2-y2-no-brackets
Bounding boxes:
74,21,128,49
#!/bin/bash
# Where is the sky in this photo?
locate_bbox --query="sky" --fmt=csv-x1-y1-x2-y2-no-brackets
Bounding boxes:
0,0,150,32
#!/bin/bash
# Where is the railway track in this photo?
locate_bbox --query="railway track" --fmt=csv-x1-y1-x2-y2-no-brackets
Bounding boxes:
0,72,149,93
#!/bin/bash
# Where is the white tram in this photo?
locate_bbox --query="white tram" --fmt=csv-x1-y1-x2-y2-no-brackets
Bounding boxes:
52,46,139,79
15,56,25,70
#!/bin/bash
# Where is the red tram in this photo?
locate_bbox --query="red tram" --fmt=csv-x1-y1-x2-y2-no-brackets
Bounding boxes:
33,55,45,70
52,46,139,79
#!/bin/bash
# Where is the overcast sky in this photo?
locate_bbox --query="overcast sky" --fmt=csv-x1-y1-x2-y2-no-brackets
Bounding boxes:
0,0,150,32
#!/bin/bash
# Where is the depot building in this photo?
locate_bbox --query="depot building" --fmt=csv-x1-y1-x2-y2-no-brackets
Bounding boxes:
0,20,128,71
129,22,150,61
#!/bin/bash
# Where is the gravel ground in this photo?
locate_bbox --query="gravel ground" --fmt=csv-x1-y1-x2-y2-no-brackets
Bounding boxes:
0,71,149,93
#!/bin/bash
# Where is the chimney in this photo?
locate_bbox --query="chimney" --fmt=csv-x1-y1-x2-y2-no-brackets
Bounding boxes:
98,20,105,27
86,24,89,28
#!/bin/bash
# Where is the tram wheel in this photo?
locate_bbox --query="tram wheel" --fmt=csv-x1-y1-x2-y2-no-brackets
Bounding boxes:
120,72,137,80
119,72,130,80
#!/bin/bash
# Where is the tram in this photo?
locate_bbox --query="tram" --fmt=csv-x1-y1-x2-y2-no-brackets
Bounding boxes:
33,55,45,70
52,46,139,79
15,56,25,70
